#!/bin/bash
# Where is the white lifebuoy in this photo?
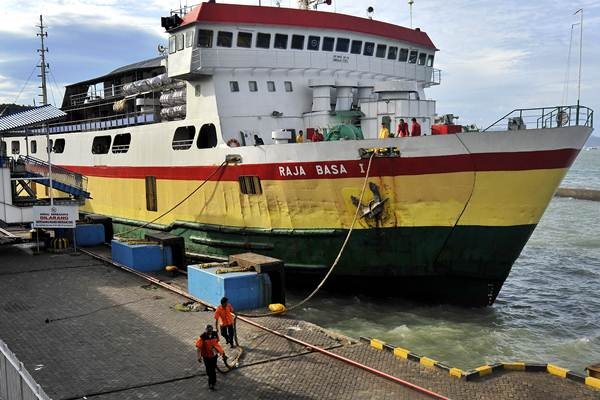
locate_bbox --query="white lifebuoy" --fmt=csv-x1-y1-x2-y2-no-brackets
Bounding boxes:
227,138,241,147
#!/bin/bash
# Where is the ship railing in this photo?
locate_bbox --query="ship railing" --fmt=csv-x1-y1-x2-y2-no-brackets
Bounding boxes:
29,111,157,135
482,104,593,132
17,155,88,192
69,82,128,107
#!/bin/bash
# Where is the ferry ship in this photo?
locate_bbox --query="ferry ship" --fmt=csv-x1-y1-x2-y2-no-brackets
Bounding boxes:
0,2,594,305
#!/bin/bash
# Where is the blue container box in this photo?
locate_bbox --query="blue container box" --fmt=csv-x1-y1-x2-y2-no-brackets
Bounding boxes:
111,240,173,272
75,224,105,247
187,265,272,311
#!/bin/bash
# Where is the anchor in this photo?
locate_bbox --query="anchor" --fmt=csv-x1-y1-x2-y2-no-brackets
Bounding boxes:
351,182,388,223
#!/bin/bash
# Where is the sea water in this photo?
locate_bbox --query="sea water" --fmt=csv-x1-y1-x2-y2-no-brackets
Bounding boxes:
290,149,600,373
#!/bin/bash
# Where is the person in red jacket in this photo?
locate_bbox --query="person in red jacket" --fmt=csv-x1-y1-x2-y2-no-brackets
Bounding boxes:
214,297,235,348
397,119,409,137
410,118,422,136
311,128,324,142
196,325,226,390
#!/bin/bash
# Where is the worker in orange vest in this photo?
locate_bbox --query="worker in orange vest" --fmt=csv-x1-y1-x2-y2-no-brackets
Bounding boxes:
215,297,236,348
411,118,422,136
196,325,226,390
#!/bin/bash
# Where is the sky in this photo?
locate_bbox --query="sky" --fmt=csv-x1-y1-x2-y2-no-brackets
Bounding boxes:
0,0,598,133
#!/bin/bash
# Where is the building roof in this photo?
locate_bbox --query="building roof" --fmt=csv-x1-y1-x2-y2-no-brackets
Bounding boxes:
0,105,66,132
179,2,437,50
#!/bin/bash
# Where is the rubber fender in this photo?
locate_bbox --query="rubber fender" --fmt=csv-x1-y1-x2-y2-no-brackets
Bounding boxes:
268,303,286,313
165,265,177,272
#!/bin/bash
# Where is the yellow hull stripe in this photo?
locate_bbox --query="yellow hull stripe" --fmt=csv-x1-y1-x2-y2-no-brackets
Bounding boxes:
79,168,567,229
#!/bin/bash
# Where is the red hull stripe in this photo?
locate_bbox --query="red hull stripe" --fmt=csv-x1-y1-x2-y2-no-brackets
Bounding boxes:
61,149,578,181
180,3,437,50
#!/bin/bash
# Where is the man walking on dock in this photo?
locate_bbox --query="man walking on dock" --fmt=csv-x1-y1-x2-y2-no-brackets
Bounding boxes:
196,325,226,390
215,297,236,348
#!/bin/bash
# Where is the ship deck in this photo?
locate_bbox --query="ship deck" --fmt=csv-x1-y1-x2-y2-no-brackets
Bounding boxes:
0,245,598,399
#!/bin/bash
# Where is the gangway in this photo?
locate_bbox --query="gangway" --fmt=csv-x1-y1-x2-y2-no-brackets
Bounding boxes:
11,155,91,199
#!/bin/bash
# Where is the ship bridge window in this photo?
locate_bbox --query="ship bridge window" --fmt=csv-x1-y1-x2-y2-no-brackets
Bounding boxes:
363,42,374,56
238,176,262,195
350,40,362,54
53,138,65,153
217,31,233,47
229,81,240,92
408,50,418,64
291,35,305,50
267,81,276,92
172,126,195,150
112,133,131,153
256,33,271,48
249,81,258,92
375,44,387,58
237,32,252,48
186,31,194,48
30,140,37,154
11,141,20,155
197,29,213,48
426,54,434,67
274,34,288,49
176,33,184,51
336,38,350,52
91,135,111,154
399,48,409,62
168,36,176,54
284,81,293,92
322,37,334,51
197,123,217,149
307,35,320,51
387,46,398,60
418,52,427,65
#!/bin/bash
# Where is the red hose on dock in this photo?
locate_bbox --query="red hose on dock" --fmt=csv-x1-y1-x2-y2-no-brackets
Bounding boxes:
80,248,450,400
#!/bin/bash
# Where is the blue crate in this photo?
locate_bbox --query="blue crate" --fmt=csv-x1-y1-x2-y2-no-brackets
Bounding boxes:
74,224,105,247
111,240,173,272
187,265,272,311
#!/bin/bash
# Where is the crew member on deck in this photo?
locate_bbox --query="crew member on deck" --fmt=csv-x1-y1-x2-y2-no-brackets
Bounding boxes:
196,325,226,391
397,119,409,137
411,118,422,136
296,130,304,143
379,122,390,139
311,129,324,142
215,297,236,348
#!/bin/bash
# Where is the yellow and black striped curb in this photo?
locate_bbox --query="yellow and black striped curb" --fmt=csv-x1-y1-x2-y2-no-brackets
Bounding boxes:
49,237,70,251
359,337,600,390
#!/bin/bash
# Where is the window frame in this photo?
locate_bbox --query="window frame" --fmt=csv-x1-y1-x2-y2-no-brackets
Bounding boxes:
171,126,196,151
399,48,409,62
256,32,271,49
168,36,176,54
350,40,362,54
248,81,258,92
284,81,293,92
375,44,387,58
217,31,233,48
91,135,112,155
186,30,194,48
274,33,288,49
197,29,214,48
267,81,276,92
335,38,350,53
30,140,37,154
426,54,435,67
307,35,320,51
53,138,66,153
408,50,418,64
112,133,131,154
176,33,184,51
363,42,375,56
418,52,427,65
387,46,398,60
322,37,335,52
291,34,305,50
237,32,252,48
229,81,240,92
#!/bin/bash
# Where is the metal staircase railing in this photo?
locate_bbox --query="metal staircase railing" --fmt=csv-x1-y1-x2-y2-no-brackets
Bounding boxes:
15,155,90,198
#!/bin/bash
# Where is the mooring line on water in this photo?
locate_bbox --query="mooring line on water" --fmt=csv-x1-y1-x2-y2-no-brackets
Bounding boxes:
79,247,451,400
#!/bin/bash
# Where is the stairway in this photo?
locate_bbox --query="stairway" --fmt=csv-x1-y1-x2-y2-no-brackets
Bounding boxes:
11,155,91,199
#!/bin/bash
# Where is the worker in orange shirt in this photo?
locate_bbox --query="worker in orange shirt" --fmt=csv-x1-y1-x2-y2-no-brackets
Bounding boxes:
196,325,226,391
215,297,236,348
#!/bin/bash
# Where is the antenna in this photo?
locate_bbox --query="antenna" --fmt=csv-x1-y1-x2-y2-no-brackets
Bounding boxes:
36,15,49,106
561,23,578,105
574,9,583,106
408,0,414,29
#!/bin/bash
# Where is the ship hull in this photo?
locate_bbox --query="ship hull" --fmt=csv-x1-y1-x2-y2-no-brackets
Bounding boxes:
17,123,592,306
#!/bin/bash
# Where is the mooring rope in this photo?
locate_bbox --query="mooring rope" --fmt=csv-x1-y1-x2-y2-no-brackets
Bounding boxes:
236,152,376,318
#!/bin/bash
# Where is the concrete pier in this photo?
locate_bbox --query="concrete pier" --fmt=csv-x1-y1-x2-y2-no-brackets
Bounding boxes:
0,245,598,399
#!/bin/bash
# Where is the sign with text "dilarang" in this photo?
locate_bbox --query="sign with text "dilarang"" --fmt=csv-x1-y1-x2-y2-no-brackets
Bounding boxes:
32,205,78,229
